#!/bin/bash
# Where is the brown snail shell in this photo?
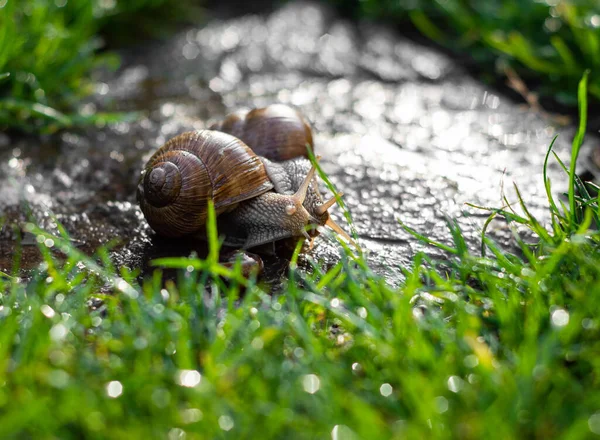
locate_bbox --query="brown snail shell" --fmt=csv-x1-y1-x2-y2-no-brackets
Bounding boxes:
137,130,274,237
210,104,313,161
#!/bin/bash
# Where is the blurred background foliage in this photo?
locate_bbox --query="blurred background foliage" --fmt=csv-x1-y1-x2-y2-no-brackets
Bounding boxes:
334,0,600,108
1,0,599,133
0,0,199,133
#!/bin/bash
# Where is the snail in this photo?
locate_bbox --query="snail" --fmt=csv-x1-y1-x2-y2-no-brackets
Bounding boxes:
136,105,351,251
209,103,313,162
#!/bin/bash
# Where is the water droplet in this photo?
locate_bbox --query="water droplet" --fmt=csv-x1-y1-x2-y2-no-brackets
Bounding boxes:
447,376,464,393
219,415,234,431
330,298,340,308
331,424,357,440
589,413,600,434
251,337,264,350
302,374,320,394
463,354,479,368
106,381,123,398
160,289,169,301
168,428,186,439
181,408,203,424
49,323,68,342
46,369,70,388
41,305,55,318
551,308,569,328
380,383,393,397
152,388,171,408
176,370,201,388
435,396,449,413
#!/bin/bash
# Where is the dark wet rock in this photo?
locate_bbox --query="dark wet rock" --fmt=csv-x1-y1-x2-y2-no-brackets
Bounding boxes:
0,1,594,284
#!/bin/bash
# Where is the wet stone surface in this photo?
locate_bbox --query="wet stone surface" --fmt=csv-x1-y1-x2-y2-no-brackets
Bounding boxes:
0,1,595,285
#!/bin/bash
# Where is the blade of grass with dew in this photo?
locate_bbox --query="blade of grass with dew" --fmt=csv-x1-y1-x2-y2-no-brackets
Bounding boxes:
568,71,589,228
305,144,360,248
398,218,458,255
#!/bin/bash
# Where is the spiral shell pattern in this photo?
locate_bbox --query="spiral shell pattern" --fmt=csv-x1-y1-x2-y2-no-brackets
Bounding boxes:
137,130,274,237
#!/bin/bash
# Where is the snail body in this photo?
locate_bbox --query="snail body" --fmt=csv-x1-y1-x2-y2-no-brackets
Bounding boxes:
137,106,350,249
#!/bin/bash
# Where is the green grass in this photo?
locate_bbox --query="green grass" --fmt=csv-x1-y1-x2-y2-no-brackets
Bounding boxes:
1,74,600,438
0,0,198,133
334,0,600,107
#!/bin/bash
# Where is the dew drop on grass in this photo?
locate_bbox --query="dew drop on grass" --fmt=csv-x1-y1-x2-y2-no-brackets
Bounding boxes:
181,408,203,424
330,298,340,308
160,289,169,301
165,342,177,355
50,323,68,342
133,337,148,350
251,337,264,350
41,305,55,318
447,376,464,393
49,349,67,366
47,369,70,388
219,415,234,431
331,424,358,440
380,383,393,397
176,370,201,387
463,355,479,368
582,318,596,330
357,307,367,319
302,374,320,394
168,428,186,439
551,308,569,328
351,363,362,374
152,388,171,408
589,413,600,435
106,381,123,398
435,396,449,413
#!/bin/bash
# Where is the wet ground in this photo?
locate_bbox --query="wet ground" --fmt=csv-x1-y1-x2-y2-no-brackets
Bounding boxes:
1,1,596,285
